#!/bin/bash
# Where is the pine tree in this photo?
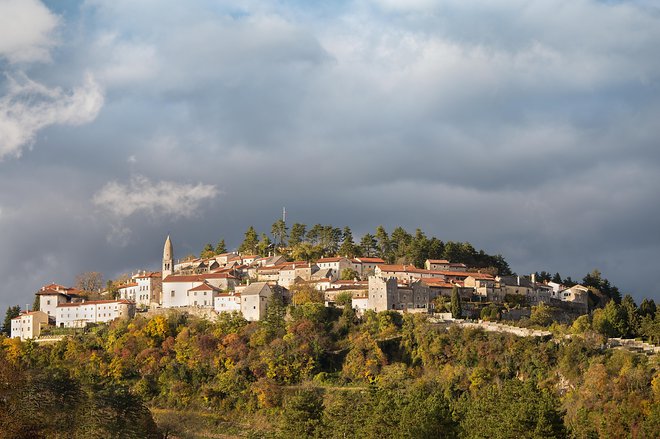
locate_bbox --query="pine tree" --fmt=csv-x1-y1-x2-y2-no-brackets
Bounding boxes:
214,239,227,255
238,226,259,255
339,226,358,257
289,223,307,247
374,226,391,261
200,243,214,259
257,234,273,256
360,234,378,257
271,219,288,248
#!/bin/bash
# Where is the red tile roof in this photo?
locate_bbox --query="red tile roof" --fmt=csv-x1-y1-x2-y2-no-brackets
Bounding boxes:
356,257,386,264
420,279,454,288
202,273,237,280
188,283,221,292
316,257,346,263
37,289,71,296
163,274,204,282
376,264,415,272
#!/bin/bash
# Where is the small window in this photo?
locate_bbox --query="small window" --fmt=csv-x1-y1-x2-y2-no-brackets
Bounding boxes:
171,290,175,297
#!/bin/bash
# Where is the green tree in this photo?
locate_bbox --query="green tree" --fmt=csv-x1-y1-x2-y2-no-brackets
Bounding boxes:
460,380,566,438
583,269,621,304
290,283,324,305
289,223,307,247
338,226,358,257
571,315,591,334
279,389,324,438
406,228,430,267
214,239,227,255
271,218,288,248
620,294,639,337
257,233,273,256
200,243,214,259
2,305,20,335
32,295,40,312
374,225,391,261
360,233,378,257
307,224,323,245
390,226,411,261
238,226,259,255
291,241,321,262
340,268,360,281
450,286,462,319
592,300,626,337
319,225,342,256
262,296,287,340
639,298,657,318
334,291,353,307
530,302,553,326
398,384,458,438
427,237,445,261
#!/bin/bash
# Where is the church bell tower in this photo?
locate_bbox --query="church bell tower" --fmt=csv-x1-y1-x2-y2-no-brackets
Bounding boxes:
163,235,174,279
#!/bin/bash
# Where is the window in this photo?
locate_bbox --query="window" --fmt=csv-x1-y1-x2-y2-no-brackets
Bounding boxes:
47,300,51,305
171,290,175,297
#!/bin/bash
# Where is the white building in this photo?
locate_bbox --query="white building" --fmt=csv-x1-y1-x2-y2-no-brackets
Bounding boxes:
37,289,72,322
55,300,135,328
117,282,138,302
277,262,315,288
316,257,353,280
11,311,49,340
351,294,369,313
214,291,242,313
133,271,162,306
187,282,219,307
240,282,274,321
162,275,204,308
560,285,590,305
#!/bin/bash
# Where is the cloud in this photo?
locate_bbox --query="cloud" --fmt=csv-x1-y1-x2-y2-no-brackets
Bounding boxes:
0,73,104,159
92,175,220,220
0,0,59,63
1,0,659,314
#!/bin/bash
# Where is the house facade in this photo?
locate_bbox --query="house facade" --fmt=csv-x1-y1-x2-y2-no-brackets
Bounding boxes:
240,282,274,321
11,311,49,340
56,300,135,328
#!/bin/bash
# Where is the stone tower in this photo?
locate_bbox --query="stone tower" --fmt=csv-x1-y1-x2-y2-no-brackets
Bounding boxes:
163,235,174,279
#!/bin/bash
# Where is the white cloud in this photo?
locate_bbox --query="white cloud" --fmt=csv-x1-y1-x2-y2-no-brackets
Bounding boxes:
0,73,104,159
92,175,220,219
0,0,59,63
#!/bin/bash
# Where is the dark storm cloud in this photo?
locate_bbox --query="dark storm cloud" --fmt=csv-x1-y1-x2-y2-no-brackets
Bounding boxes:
1,0,660,312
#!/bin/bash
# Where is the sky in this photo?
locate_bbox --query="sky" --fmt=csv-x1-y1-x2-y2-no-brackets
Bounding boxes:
1,0,659,312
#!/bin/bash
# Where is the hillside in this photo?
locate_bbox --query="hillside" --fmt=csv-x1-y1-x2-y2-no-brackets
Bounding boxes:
1,305,659,438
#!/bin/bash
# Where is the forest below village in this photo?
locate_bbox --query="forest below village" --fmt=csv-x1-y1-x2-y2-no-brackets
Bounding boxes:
1,299,659,438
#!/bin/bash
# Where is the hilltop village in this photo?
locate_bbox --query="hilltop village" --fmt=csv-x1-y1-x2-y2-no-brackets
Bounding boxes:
10,233,591,341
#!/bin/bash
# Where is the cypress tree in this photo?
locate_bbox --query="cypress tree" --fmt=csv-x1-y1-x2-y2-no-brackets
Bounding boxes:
450,286,462,319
